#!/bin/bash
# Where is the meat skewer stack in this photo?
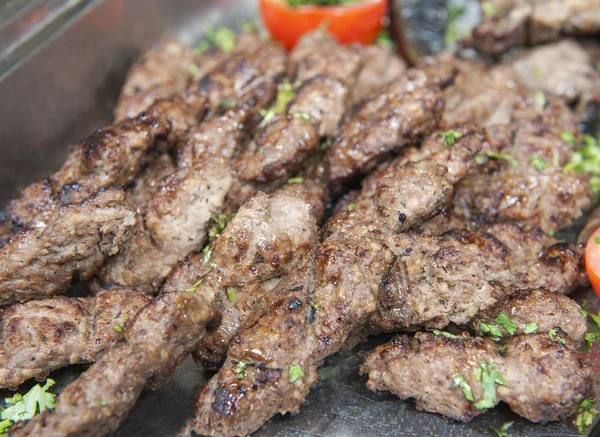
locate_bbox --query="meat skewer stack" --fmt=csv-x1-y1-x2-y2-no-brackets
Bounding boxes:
2,10,600,436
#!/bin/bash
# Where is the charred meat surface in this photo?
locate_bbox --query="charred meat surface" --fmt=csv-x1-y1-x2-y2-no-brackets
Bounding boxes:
0,288,150,388
0,188,135,306
471,288,587,342
362,332,594,422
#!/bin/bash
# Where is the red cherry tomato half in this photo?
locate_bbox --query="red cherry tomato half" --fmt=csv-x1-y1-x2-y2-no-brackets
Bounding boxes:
585,228,600,297
259,0,387,50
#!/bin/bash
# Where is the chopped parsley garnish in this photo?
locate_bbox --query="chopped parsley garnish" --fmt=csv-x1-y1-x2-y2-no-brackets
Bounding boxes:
533,66,543,78
287,177,304,184
112,325,123,333
596,236,600,244
310,300,321,310
259,81,296,128
376,26,393,48
320,136,332,150
184,279,203,292
474,361,508,409
530,155,549,171
561,131,576,144
481,2,498,16
574,398,600,434
549,328,566,344
534,90,546,109
0,379,56,433
586,332,600,347
480,322,503,338
548,229,556,237
523,322,538,334
495,313,517,335
490,421,514,437
239,20,257,33
234,361,246,379
188,64,200,77
289,364,304,383
475,154,487,165
202,245,212,264
486,276,494,282
347,204,356,211
206,26,237,52
453,375,474,401
565,134,600,196
226,287,237,302
123,314,130,322
292,111,311,121
591,313,600,328
433,330,469,340
483,151,518,167
440,129,463,146
445,3,469,46
582,301,589,318
208,211,236,241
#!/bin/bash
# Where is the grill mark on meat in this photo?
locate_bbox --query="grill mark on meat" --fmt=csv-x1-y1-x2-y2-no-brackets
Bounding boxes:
326,65,450,185
0,188,135,306
4,114,170,233
0,288,149,388
361,332,594,423
13,190,319,437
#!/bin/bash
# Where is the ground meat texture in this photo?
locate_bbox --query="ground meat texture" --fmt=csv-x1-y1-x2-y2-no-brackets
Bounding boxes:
0,288,149,388
96,153,234,294
471,289,587,342
327,86,445,185
468,0,600,57
4,113,170,232
362,332,594,422
351,44,407,105
0,188,135,307
508,39,600,120
114,40,200,121
182,237,396,437
454,166,593,234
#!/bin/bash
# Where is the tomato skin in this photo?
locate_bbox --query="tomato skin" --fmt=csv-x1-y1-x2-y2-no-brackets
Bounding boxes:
585,228,600,297
259,0,387,50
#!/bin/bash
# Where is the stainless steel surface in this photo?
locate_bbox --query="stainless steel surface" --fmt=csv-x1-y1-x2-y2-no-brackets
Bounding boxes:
0,1,597,436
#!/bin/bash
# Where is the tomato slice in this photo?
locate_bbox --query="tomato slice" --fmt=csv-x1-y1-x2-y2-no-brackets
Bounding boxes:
585,228,600,297
259,0,387,50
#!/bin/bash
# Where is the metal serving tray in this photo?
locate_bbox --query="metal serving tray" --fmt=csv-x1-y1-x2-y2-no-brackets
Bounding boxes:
0,1,599,436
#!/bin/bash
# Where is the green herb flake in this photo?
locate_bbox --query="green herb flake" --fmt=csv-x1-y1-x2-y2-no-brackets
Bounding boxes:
112,325,123,334
481,2,498,15
548,229,555,237
573,398,600,434
591,313,600,328
320,136,332,150
474,361,508,409
287,177,304,184
484,151,518,167
549,327,566,344
534,90,546,109
123,314,130,322
239,20,257,33
195,40,211,55
226,287,237,302
292,111,311,121
310,300,321,310
0,379,56,431
347,204,356,211
189,64,200,77
586,332,600,347
184,279,203,293
259,81,296,127
497,344,507,352
202,245,212,264
433,330,468,340
523,322,538,334
475,154,487,165
480,322,503,338
596,236,600,244
376,26,393,48
582,301,589,318
533,66,543,78
530,155,550,171
453,375,474,401
208,211,235,241
445,4,468,46
440,129,463,146
495,313,517,336
490,421,514,437
289,364,304,383
234,361,246,379
206,26,237,52
561,131,576,144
